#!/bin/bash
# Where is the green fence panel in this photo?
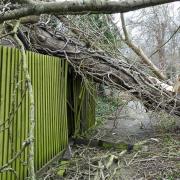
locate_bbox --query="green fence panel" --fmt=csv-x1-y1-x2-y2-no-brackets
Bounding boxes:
67,73,96,137
0,46,68,179
0,45,96,179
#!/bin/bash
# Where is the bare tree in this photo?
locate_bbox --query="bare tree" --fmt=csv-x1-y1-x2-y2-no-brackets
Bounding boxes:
125,4,180,77
107,14,167,80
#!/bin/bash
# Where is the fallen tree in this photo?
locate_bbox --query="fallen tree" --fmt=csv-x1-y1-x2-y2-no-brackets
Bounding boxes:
0,0,179,119
2,22,179,116
0,2,179,179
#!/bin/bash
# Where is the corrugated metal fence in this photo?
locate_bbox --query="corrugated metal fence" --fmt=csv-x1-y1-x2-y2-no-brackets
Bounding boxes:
0,45,68,179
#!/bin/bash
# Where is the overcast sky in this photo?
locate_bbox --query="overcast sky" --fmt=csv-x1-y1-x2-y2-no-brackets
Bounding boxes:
125,1,180,17
113,1,180,36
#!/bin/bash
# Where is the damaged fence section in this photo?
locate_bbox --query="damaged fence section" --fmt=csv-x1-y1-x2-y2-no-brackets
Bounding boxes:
0,45,96,179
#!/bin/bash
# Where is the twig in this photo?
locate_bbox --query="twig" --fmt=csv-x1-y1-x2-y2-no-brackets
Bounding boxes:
149,25,180,58
0,85,27,132
127,151,140,166
0,139,30,172
106,155,118,169
0,32,14,39
0,167,18,179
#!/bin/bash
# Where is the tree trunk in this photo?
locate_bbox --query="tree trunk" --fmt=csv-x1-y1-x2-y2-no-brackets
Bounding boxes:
1,25,180,116
30,26,180,116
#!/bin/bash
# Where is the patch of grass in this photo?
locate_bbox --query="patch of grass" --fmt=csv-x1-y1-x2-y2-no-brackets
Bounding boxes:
167,173,180,180
154,111,179,133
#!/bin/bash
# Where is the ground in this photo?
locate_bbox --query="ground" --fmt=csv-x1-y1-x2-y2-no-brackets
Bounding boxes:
63,133,179,180
39,95,180,180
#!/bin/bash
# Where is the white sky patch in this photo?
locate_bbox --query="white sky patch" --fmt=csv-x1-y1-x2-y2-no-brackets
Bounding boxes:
112,2,180,38
125,2,180,17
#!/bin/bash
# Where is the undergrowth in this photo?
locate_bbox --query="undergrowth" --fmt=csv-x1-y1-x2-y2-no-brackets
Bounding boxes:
81,95,124,138
95,95,123,126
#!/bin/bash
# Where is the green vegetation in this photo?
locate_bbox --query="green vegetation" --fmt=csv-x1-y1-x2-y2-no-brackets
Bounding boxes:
80,94,124,138
96,95,123,125
154,111,179,133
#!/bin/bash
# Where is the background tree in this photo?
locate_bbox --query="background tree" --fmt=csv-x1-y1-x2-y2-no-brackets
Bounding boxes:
125,4,180,78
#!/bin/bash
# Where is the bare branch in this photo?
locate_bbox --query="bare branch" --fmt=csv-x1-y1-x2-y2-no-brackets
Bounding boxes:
0,139,30,172
149,25,180,58
16,0,41,4
119,13,167,80
120,13,129,41
0,0,178,23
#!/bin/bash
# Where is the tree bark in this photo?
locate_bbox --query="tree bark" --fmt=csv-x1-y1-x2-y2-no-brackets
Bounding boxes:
20,25,180,117
1,24,180,116
0,0,178,23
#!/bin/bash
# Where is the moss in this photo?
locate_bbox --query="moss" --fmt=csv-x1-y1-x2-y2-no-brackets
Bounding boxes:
100,141,128,151
57,160,70,177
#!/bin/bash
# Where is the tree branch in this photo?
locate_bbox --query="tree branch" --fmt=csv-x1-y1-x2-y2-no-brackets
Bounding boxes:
25,25,180,116
0,139,30,173
16,0,37,4
149,25,180,58
1,24,180,116
0,0,178,23
120,13,167,80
